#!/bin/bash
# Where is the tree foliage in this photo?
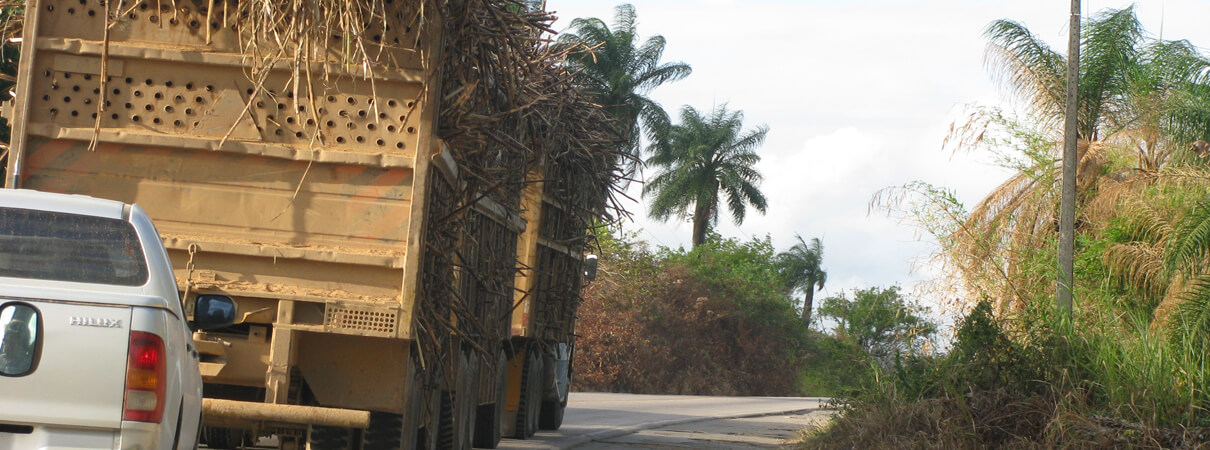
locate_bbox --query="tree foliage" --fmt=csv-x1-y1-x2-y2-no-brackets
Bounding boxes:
558,4,692,173
643,104,769,247
574,230,812,396
776,234,827,325
817,286,937,366
878,6,1210,312
984,6,1210,145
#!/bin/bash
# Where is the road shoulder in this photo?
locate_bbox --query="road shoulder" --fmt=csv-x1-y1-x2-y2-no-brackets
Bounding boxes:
568,409,834,449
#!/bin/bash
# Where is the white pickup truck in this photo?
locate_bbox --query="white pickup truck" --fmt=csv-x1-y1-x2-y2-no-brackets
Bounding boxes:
0,189,234,449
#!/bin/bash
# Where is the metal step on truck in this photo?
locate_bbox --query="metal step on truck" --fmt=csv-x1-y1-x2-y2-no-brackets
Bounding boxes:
3,0,619,448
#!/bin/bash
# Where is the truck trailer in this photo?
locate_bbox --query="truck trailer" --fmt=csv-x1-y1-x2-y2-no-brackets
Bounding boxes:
3,0,619,448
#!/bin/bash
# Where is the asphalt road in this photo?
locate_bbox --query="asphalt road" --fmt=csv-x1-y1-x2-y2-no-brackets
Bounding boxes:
210,393,832,449
498,393,832,449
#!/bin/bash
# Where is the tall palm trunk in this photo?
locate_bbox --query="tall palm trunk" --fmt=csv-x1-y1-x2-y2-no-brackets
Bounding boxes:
691,186,716,247
691,202,710,247
802,289,815,325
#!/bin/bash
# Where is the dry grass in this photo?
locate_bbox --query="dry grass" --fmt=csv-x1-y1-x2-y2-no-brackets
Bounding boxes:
801,388,1210,449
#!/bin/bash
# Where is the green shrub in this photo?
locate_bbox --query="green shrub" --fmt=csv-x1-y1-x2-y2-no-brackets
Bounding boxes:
798,331,874,397
574,232,814,396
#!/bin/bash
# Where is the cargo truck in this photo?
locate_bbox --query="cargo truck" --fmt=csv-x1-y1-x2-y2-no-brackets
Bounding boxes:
3,0,616,448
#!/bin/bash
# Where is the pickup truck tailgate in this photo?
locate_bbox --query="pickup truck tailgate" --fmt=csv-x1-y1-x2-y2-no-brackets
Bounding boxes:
0,299,132,430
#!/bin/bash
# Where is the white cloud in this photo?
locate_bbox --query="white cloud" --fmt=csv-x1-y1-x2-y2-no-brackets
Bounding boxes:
762,127,882,207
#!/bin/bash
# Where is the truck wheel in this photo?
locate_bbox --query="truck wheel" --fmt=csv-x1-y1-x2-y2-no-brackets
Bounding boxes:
436,388,455,449
513,349,542,439
306,425,350,450
454,350,476,450
201,426,245,449
399,349,438,450
539,347,569,431
538,398,565,430
400,369,432,450
361,411,403,450
438,352,478,450
473,350,507,448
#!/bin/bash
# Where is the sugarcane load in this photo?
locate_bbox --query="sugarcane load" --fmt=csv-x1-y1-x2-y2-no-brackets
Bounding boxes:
3,0,626,448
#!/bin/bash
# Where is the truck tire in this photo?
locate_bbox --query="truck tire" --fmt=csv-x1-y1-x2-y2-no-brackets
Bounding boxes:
473,350,508,448
512,349,542,439
400,365,433,450
307,425,350,450
361,412,403,450
538,398,565,430
456,352,479,450
436,389,455,449
438,352,479,450
539,347,569,431
201,426,245,449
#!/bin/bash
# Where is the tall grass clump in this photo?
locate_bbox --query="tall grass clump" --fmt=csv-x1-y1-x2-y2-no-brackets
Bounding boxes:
1077,310,1210,429
806,301,1062,449
806,300,1210,448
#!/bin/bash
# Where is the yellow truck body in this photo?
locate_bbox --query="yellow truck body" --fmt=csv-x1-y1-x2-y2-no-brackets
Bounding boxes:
4,0,601,448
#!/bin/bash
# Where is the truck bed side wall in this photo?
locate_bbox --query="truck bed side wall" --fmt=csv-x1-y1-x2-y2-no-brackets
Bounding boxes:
9,0,444,414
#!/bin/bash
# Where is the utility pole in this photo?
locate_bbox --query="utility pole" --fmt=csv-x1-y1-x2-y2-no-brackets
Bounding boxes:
1057,0,1081,316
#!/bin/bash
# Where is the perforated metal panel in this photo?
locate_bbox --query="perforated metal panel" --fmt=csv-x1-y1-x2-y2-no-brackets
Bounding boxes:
324,303,399,337
30,57,425,154
28,0,430,155
36,0,425,63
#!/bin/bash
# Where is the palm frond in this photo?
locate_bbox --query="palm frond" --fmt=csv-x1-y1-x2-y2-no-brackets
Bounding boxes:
1104,242,1168,302
1079,6,1144,138
722,182,746,224
983,19,1066,128
1159,272,1210,334
1166,200,1210,275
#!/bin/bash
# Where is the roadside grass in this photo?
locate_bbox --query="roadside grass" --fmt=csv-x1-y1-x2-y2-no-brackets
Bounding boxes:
798,301,1210,449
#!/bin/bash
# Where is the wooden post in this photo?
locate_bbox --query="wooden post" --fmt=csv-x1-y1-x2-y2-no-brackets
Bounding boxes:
5,0,44,188
265,300,297,404
1057,0,1081,316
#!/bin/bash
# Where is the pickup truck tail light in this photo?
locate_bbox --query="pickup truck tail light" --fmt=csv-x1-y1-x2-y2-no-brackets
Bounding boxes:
123,331,166,423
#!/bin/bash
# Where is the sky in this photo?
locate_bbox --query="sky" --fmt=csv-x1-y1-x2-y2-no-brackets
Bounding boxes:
544,0,1210,317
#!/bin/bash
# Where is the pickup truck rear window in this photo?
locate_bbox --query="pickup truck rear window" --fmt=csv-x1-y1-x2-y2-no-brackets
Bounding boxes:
0,207,149,286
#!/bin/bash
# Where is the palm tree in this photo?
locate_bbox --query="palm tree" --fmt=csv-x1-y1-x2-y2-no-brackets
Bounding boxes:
904,6,1210,309
559,4,692,172
984,6,1210,167
643,104,768,247
777,235,827,325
